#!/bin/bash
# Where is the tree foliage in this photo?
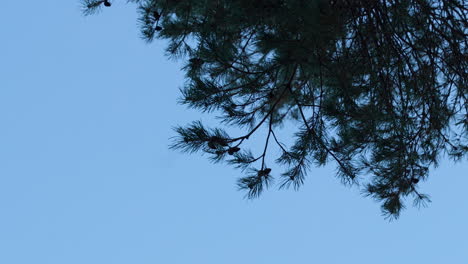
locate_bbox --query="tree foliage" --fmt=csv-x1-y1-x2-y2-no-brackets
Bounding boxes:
82,0,467,219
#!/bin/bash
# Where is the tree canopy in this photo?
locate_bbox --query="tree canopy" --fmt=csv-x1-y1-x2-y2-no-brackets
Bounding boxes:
82,0,467,218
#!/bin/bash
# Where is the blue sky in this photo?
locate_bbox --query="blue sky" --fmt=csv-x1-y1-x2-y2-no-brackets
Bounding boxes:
0,1,467,263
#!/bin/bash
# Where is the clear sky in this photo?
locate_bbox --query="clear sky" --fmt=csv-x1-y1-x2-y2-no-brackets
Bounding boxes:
1,1,467,263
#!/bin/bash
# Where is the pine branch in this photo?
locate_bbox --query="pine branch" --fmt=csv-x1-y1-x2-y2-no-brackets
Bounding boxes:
83,0,468,218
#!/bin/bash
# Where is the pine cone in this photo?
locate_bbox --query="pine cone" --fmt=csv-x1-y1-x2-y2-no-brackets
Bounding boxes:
227,147,240,155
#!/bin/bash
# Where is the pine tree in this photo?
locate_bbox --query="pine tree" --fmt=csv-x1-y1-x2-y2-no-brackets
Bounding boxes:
82,0,467,219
